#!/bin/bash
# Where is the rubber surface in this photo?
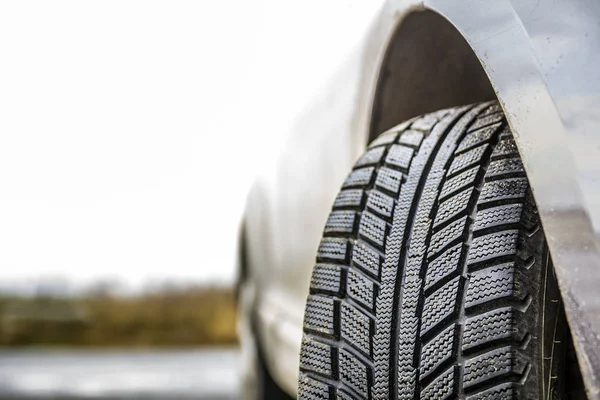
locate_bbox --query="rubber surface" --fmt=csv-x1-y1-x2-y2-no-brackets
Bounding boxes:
299,103,564,399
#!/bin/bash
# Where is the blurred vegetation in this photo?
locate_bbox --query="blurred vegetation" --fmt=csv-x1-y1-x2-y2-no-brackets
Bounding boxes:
0,285,237,347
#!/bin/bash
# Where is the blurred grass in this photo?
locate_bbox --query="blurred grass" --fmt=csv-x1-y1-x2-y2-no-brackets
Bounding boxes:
0,286,237,347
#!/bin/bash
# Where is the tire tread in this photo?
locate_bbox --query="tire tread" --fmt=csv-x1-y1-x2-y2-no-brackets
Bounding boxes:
299,102,559,399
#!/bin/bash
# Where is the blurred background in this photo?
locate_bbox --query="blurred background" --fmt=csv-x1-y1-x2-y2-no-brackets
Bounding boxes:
0,0,383,398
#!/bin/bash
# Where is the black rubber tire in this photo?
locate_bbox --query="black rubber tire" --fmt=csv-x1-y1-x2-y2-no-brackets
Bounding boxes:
298,103,566,400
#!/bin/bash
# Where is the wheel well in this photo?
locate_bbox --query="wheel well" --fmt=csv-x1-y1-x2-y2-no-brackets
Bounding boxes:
369,9,496,142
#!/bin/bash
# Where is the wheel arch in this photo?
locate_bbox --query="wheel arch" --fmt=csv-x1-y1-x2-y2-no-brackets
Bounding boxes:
368,9,496,143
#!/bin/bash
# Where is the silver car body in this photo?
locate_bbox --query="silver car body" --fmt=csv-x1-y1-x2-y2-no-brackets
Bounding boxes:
240,0,600,397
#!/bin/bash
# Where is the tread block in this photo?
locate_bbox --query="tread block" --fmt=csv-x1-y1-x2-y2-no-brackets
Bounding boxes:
298,372,332,399
300,337,333,376
466,382,517,400
318,238,349,262
407,221,432,259
366,190,394,219
479,178,529,204
420,324,456,379
339,348,370,398
468,112,504,132
355,146,385,167
487,157,524,178
463,307,516,351
474,204,523,231
434,187,474,228
397,368,417,399
439,166,479,201
428,216,467,258
341,302,371,356
385,144,414,171
425,244,462,291
334,189,364,209
375,166,403,194
311,264,343,294
463,347,526,389
325,211,356,234
422,277,460,336
398,130,424,147
368,131,397,148
420,366,454,400
456,123,500,154
492,138,519,158
481,104,502,116
347,269,375,311
411,114,440,131
352,240,381,277
465,263,515,309
479,178,528,204
336,390,355,400
343,167,375,188
467,231,519,265
447,144,488,176
359,211,387,248
305,295,336,336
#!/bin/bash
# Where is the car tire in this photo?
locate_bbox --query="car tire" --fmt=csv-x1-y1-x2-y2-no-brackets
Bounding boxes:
298,102,566,399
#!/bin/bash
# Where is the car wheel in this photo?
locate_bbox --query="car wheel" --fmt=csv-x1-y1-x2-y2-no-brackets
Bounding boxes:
298,102,566,399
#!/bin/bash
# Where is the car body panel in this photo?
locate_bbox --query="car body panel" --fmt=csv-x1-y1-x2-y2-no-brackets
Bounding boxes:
242,0,600,396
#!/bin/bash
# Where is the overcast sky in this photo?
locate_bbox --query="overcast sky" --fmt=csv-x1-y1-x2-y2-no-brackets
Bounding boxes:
0,1,382,291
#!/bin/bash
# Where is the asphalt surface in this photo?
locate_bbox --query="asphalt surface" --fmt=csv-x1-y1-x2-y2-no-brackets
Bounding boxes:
0,348,240,399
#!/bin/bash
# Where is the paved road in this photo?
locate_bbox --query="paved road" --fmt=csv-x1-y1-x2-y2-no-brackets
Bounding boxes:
0,348,240,399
